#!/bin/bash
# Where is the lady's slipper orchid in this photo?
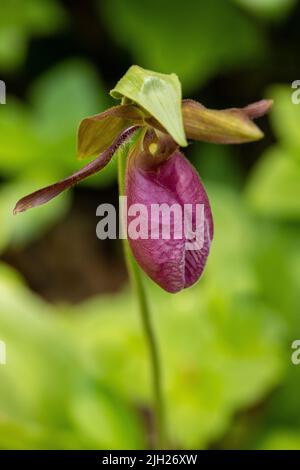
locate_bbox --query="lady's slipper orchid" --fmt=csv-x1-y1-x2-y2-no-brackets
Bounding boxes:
126,133,213,293
14,66,272,293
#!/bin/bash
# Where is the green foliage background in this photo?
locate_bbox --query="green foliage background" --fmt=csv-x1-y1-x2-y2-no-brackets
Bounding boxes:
0,0,299,450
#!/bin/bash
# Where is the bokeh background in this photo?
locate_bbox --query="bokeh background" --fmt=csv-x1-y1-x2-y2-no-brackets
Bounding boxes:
0,0,300,450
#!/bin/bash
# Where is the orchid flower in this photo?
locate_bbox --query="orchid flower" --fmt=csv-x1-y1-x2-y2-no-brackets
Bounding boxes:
14,66,271,293
14,66,272,448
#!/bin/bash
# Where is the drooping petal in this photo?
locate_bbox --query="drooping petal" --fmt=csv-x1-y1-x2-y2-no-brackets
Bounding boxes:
242,99,273,119
14,126,140,214
126,150,213,293
182,99,272,144
77,104,144,159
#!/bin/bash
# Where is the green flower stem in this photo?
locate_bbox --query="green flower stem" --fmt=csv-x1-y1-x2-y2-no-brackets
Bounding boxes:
117,147,167,449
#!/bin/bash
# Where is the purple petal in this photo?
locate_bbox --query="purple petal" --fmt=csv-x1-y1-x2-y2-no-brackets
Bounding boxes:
14,126,139,214
126,151,213,293
242,99,273,119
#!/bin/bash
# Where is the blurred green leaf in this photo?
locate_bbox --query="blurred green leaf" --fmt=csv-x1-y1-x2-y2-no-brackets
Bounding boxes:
0,60,108,175
101,0,265,92
234,0,297,21
0,417,83,450
30,60,107,140
70,383,143,449
206,183,259,294
0,176,71,251
0,98,42,176
0,0,66,71
250,222,300,335
192,143,242,188
258,429,300,450
268,85,300,158
245,84,300,221
245,146,300,219
0,263,145,449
